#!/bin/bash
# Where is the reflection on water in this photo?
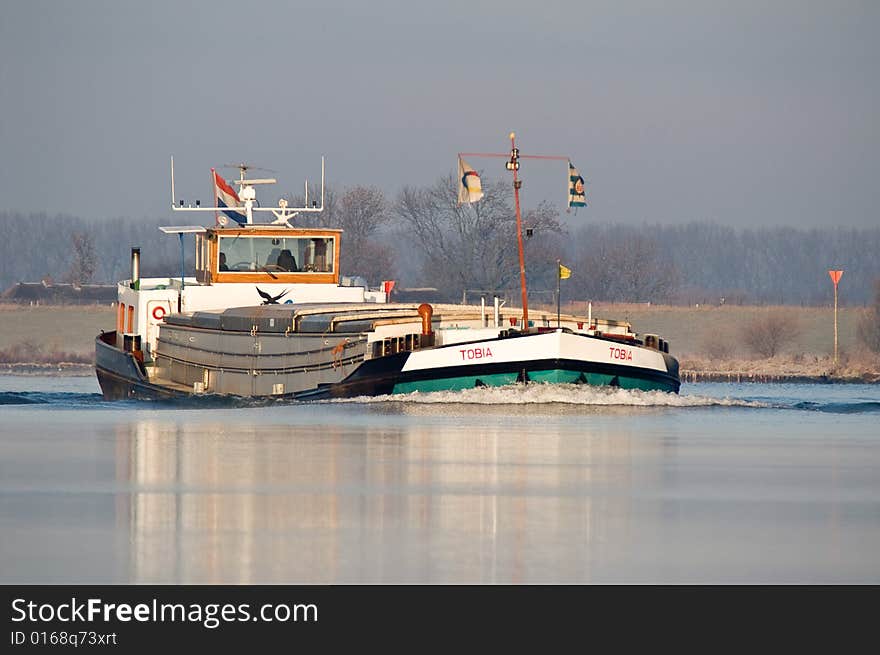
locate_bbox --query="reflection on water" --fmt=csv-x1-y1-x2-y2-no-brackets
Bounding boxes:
117,414,650,584
1,378,879,583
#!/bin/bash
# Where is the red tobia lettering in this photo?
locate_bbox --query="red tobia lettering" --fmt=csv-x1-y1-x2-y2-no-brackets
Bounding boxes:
608,346,633,361
460,347,494,361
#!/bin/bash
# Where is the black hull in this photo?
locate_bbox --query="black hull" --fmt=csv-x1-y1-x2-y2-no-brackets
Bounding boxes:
96,330,681,402
295,351,681,400
95,331,188,401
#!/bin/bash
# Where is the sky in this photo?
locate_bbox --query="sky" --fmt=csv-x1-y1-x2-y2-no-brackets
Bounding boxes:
0,0,877,227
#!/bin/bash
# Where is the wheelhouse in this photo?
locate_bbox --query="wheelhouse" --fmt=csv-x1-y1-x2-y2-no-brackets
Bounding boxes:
195,226,343,285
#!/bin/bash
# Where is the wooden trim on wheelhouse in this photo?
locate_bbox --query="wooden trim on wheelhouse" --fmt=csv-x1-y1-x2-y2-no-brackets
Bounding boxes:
196,227,343,285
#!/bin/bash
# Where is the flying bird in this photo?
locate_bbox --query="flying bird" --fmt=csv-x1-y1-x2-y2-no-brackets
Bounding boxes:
256,287,289,305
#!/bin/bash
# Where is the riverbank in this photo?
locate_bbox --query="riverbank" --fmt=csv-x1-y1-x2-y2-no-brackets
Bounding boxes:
1,302,878,383
0,304,110,376
0,362,94,376
679,355,880,384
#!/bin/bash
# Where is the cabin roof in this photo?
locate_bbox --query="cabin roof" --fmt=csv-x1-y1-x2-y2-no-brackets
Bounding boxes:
208,225,343,236
159,225,207,234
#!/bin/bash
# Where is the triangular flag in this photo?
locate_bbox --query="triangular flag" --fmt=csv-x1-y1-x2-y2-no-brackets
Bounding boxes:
568,162,586,208
458,157,484,204
559,263,572,280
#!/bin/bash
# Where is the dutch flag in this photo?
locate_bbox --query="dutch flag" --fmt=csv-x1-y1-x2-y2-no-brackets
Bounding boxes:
213,169,247,225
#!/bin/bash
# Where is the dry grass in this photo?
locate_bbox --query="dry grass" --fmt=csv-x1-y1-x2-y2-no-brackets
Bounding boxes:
0,304,115,355
557,301,880,380
0,339,92,364
562,302,864,359
679,352,880,383
0,302,877,381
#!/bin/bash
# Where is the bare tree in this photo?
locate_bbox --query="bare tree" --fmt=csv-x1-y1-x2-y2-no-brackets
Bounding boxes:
572,225,678,302
741,310,800,358
393,173,563,299
338,186,388,240
67,232,96,286
857,280,880,353
285,184,394,283
700,331,735,360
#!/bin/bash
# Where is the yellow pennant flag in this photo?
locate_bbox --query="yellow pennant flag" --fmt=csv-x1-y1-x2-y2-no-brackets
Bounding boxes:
559,263,572,280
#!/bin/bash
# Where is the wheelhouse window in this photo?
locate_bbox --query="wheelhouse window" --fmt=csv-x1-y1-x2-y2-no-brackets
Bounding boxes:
195,234,208,274
217,235,335,274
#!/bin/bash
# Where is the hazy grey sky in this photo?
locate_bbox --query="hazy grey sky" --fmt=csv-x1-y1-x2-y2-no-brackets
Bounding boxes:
1,0,877,227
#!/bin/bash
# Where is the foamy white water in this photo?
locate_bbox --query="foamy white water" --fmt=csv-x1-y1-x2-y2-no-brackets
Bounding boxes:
323,383,768,408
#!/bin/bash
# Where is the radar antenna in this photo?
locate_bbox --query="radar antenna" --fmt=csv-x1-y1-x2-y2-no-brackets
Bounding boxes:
170,156,325,225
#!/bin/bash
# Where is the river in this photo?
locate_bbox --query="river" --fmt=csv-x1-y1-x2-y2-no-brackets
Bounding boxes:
1,375,878,583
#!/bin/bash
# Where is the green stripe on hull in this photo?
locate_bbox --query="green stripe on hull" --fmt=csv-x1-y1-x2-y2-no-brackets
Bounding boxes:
392,369,676,394
526,369,584,384
393,371,519,394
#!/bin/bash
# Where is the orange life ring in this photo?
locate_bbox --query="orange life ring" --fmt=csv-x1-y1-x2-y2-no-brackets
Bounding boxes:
152,306,166,321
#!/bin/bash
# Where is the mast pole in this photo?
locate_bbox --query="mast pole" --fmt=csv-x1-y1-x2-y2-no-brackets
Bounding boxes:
833,281,839,365
211,168,219,225
509,132,529,329
178,233,185,312
556,259,562,328
828,270,843,366
460,137,572,331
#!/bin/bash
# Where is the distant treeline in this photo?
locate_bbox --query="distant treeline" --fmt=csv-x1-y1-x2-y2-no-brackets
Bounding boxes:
568,222,880,306
2,201,878,306
0,212,192,293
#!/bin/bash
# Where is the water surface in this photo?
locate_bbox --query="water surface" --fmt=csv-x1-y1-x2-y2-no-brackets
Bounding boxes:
1,375,878,583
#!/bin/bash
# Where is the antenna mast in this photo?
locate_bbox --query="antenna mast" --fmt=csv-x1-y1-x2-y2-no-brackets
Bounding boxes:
507,133,529,328
458,136,571,330
169,157,326,223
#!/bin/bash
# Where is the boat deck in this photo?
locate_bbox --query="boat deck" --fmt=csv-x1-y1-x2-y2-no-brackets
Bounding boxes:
161,302,631,335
